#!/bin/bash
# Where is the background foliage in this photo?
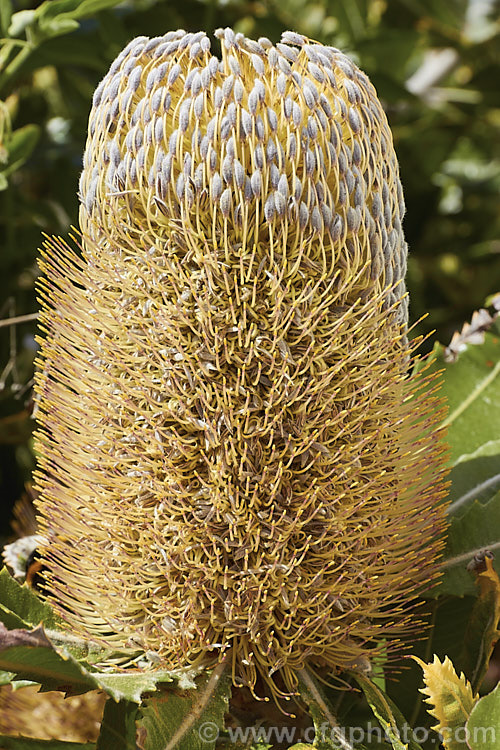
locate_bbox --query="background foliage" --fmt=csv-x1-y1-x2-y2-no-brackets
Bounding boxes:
0,0,499,525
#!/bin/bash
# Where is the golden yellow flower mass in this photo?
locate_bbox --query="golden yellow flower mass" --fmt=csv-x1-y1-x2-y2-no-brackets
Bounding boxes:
34,28,448,700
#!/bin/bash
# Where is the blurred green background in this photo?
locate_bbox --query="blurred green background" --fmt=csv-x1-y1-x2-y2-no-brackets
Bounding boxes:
0,0,499,531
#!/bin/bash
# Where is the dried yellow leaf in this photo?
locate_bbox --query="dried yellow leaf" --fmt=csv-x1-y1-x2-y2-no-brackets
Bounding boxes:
414,654,479,750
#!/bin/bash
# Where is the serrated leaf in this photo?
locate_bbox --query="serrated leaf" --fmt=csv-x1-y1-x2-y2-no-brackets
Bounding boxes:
466,681,500,750
440,492,500,596
0,737,95,749
349,670,422,750
0,622,100,695
35,0,123,38
94,671,175,703
419,312,500,595
0,621,178,702
427,320,500,468
86,669,181,704
0,667,37,689
0,567,61,631
461,555,500,691
298,668,368,750
413,654,478,750
96,698,138,750
0,568,121,666
136,667,231,750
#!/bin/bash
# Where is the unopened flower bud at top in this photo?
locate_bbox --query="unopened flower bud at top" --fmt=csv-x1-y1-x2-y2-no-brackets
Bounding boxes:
34,28,449,701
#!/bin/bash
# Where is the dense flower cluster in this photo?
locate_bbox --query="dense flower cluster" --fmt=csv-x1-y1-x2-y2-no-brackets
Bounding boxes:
34,29,448,699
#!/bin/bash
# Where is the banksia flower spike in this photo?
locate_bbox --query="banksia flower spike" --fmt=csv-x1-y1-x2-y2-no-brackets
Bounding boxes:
34,29,449,700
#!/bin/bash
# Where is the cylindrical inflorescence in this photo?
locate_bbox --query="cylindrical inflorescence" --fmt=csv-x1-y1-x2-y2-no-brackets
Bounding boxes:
34,29,448,699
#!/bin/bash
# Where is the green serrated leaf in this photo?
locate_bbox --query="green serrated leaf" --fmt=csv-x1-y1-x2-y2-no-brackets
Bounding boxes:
0,668,38,689
136,667,231,750
96,698,138,750
440,492,500,596
0,566,120,665
0,567,61,630
0,620,179,702
349,670,423,750
298,668,367,750
0,736,95,749
466,681,500,750
94,671,174,703
428,321,500,468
